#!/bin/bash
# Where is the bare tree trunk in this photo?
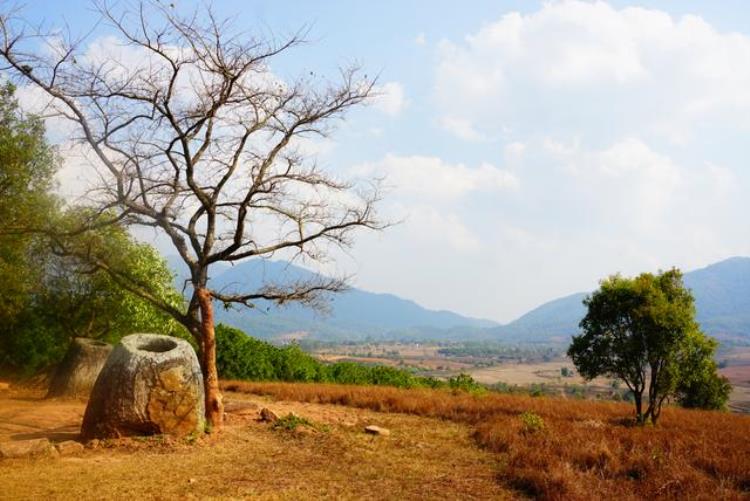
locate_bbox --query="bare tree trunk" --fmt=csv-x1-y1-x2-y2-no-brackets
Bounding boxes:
196,287,223,432
644,363,659,425
634,390,644,424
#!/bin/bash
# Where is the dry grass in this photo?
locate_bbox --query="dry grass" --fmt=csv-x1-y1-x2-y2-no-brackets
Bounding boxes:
224,381,750,500
0,390,510,500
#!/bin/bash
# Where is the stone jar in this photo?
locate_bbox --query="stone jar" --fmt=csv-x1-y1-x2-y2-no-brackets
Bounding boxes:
81,334,205,439
46,337,113,399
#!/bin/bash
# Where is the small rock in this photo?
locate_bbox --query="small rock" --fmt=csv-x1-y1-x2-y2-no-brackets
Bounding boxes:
364,425,390,436
188,478,197,484
259,407,279,423
0,381,10,391
56,440,84,456
224,400,259,415
293,426,316,436
85,439,100,450
0,438,54,459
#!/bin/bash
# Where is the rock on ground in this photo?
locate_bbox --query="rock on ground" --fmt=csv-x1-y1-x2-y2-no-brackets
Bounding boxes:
0,439,54,459
47,338,113,399
364,425,390,436
55,440,84,456
81,334,204,439
223,400,259,415
259,408,279,423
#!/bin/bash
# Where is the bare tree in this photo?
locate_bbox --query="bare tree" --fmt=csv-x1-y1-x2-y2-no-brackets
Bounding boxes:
0,1,383,430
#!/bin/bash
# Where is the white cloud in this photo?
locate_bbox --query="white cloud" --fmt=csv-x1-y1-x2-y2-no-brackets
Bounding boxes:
439,116,487,142
503,142,526,165
435,0,750,143
398,204,481,253
354,154,518,200
374,82,407,116
415,33,427,46
546,137,682,233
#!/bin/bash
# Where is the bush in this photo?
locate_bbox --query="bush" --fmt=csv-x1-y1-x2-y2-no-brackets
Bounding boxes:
676,371,732,411
272,413,315,431
448,373,485,394
519,411,546,434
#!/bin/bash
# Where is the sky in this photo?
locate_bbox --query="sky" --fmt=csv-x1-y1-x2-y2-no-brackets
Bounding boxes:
14,0,750,323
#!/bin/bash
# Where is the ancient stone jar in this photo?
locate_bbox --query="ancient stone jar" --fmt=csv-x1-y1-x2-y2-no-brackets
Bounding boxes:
81,334,205,439
46,337,113,399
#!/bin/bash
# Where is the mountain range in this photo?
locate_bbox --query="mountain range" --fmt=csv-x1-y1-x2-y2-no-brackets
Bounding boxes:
168,256,750,343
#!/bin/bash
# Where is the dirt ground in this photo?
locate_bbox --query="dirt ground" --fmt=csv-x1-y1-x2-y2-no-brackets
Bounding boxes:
0,387,511,500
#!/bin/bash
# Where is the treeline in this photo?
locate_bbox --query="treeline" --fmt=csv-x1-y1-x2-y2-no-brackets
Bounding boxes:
438,341,564,361
216,324,483,391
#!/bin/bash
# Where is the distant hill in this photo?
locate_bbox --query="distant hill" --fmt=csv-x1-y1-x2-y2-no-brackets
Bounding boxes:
168,256,750,343
167,257,498,341
492,256,750,342
487,293,588,343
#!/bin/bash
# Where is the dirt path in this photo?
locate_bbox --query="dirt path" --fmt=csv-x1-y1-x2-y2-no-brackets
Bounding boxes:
0,389,511,500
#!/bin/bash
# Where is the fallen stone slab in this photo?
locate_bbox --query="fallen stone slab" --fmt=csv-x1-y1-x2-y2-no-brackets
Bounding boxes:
364,425,390,436
224,400,259,415
55,440,85,456
0,439,54,459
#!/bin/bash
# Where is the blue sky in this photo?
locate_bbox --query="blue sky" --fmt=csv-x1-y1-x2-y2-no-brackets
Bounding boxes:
17,1,750,322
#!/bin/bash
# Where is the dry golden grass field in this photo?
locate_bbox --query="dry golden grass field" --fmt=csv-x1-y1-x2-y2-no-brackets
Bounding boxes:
226,381,750,500
467,360,609,387
1,382,749,500
0,386,508,500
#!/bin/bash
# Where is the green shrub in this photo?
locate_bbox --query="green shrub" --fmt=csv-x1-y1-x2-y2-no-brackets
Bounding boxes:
272,413,314,431
448,373,485,394
519,411,546,434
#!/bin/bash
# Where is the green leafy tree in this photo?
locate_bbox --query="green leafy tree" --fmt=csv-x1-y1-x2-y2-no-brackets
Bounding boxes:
0,84,186,373
43,210,187,342
0,83,60,372
568,269,730,424
673,331,731,410
0,82,57,325
0,217,188,374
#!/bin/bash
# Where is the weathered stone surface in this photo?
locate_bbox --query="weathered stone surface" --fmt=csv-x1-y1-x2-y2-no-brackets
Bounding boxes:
0,381,9,391
84,439,100,450
81,334,204,439
55,440,84,456
364,425,390,436
47,338,113,399
259,407,279,422
0,438,54,459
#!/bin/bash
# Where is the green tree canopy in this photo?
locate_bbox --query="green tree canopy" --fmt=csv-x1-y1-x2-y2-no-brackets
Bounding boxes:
0,82,58,323
0,84,186,374
568,269,730,424
0,214,188,374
